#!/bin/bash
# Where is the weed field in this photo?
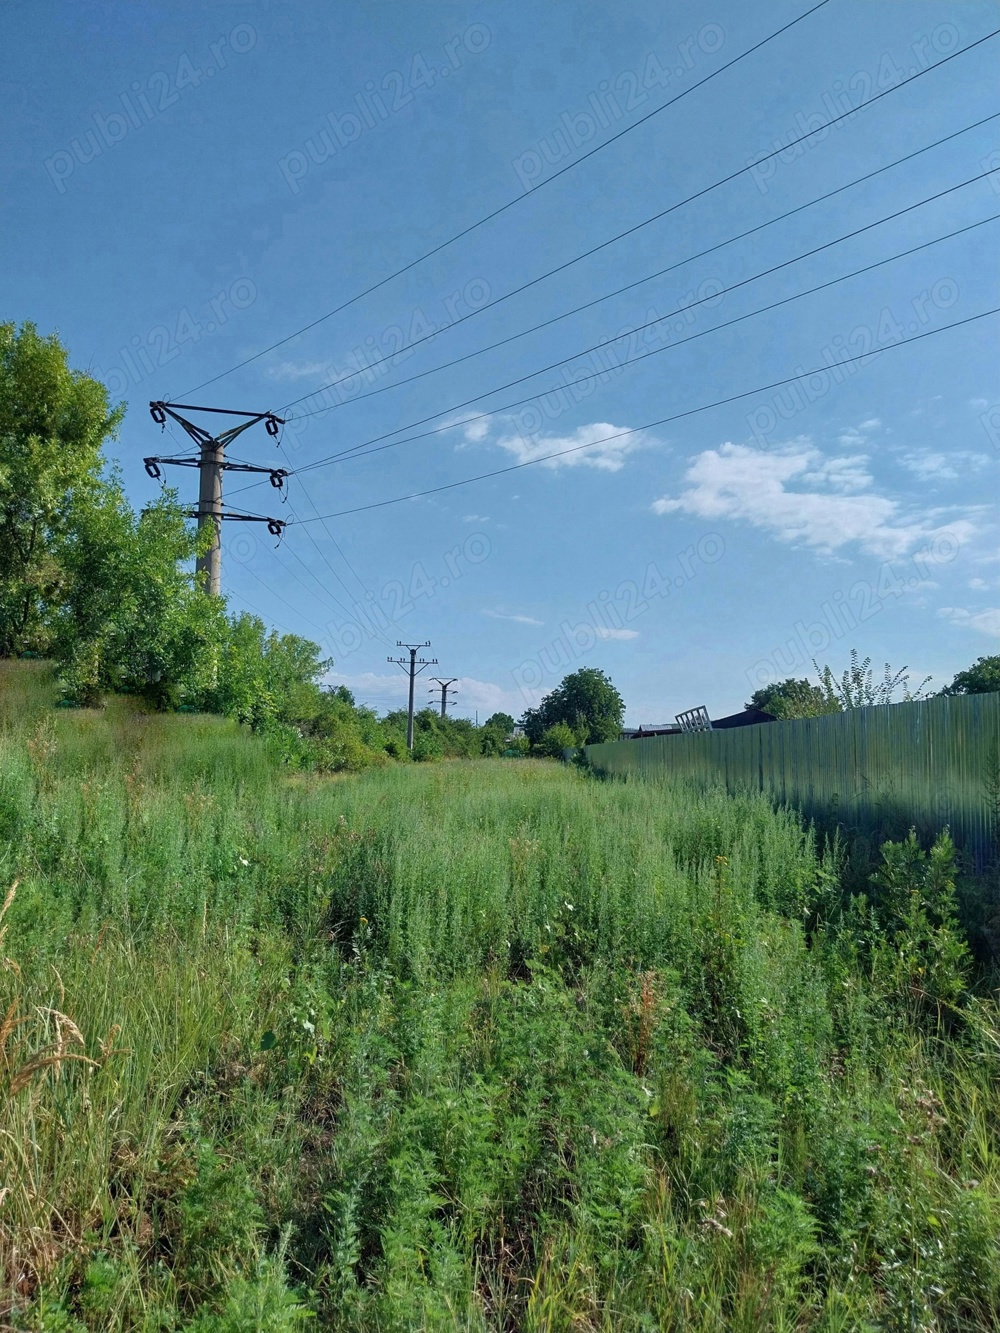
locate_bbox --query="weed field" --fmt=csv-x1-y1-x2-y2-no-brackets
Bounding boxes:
2,662,999,1330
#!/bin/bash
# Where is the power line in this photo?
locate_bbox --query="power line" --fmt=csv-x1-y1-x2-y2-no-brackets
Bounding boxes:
291,206,999,477
279,31,1000,418
280,109,1000,415
180,0,834,397
267,427,390,635
227,446,421,648
222,582,305,638
282,119,1000,423
225,555,331,639
284,492,398,649
292,482,373,604
276,525,375,628
288,491,373,609
213,119,1000,504
290,304,1000,522
219,478,448,652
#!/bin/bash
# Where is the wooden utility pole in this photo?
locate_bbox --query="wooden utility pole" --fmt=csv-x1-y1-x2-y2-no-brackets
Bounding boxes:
429,677,458,718
145,401,288,595
388,641,437,749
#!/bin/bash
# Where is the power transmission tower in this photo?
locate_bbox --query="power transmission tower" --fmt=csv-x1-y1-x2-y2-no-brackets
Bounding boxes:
429,677,458,718
144,401,288,595
388,641,437,749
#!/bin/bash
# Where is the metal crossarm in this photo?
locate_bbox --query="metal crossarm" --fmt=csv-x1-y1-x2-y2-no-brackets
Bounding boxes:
146,400,288,592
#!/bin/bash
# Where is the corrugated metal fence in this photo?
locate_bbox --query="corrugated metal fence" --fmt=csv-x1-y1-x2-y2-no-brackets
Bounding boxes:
585,693,1000,865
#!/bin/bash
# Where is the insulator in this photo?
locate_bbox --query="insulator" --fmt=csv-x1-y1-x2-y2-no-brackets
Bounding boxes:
269,470,287,489
267,519,285,538
265,415,280,437
149,403,166,425
144,459,162,480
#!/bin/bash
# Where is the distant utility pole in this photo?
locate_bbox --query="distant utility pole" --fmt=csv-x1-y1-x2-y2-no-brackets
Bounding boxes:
429,677,458,718
388,641,437,749
144,401,288,595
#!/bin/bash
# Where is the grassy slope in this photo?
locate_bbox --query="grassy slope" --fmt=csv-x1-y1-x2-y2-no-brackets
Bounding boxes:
1,661,999,1331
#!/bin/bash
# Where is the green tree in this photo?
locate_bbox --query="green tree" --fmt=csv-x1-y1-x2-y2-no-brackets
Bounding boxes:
52,479,224,708
538,721,578,758
480,710,516,757
746,678,839,720
0,321,123,655
206,614,328,731
483,711,515,733
941,655,1000,696
520,667,624,748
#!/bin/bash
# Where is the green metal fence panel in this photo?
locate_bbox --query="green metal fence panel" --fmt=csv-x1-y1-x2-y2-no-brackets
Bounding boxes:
585,694,1000,863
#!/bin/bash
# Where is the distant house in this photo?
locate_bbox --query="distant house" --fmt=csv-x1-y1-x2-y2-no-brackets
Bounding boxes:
620,706,774,741
712,706,775,730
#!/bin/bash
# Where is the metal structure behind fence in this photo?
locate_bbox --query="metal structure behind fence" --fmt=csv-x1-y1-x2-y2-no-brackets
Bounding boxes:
585,692,1000,866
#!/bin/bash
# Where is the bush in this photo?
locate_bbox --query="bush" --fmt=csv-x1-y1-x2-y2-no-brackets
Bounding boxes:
538,721,577,757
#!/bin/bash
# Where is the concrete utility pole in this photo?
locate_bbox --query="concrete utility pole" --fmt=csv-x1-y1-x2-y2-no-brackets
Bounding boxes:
429,677,458,718
195,432,225,594
145,402,288,595
388,641,437,749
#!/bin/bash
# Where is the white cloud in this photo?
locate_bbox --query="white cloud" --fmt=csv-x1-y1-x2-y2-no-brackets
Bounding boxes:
802,454,872,491
939,607,1000,637
652,441,976,559
463,514,490,523
268,358,334,381
899,450,990,482
969,398,990,412
457,416,490,444
452,413,659,472
451,676,539,714
837,418,881,448
325,671,407,702
595,626,639,640
837,429,866,448
484,610,544,625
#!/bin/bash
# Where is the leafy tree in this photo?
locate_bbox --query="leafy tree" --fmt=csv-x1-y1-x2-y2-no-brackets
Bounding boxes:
298,686,391,772
746,678,839,720
520,667,624,748
483,711,515,734
941,655,1000,696
381,706,480,761
0,321,123,655
205,614,328,731
538,721,577,758
480,710,516,757
52,479,224,708
813,650,931,709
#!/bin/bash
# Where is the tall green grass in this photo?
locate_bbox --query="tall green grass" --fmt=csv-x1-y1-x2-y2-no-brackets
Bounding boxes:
1,662,998,1330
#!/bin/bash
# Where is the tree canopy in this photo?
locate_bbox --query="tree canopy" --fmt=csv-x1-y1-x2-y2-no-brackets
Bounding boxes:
521,667,624,747
746,678,839,721
0,321,123,655
941,656,1000,697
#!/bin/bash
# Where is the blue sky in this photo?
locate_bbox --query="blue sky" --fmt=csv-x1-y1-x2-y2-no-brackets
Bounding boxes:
4,0,999,724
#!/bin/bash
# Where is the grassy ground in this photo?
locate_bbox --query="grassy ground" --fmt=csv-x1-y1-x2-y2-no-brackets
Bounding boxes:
1,660,999,1330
